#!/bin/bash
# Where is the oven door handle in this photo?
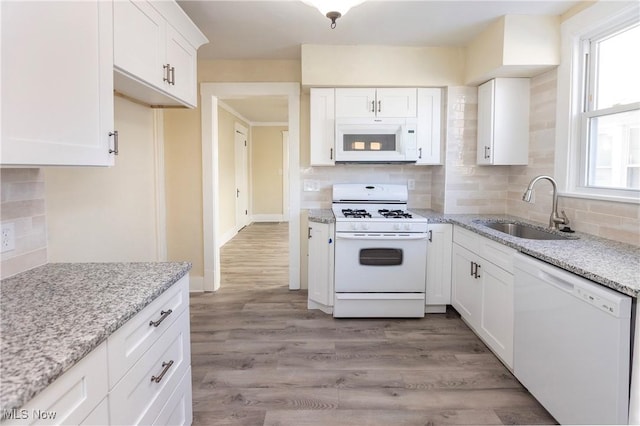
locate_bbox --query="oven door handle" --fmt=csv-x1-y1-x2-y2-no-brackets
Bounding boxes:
336,233,428,240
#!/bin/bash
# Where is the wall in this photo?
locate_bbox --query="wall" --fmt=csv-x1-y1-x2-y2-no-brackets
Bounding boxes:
251,126,286,220
45,97,164,262
0,169,47,278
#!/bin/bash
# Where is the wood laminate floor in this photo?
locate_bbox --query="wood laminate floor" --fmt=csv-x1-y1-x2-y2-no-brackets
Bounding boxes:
190,222,556,426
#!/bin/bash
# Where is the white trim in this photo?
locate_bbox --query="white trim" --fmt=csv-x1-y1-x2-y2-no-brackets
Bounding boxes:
200,82,301,291
219,226,237,248
559,191,640,205
252,214,285,222
153,110,167,261
218,101,252,125
555,1,640,204
282,130,290,221
252,121,289,127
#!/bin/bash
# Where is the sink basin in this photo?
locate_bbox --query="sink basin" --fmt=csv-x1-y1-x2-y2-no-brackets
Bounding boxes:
481,222,571,240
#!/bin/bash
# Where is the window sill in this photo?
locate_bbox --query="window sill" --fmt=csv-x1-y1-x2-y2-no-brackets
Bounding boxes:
559,190,640,205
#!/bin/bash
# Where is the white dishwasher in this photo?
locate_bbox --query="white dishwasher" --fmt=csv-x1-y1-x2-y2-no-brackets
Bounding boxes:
513,253,632,425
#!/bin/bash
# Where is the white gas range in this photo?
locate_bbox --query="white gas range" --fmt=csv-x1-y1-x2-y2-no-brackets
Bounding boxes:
331,184,428,318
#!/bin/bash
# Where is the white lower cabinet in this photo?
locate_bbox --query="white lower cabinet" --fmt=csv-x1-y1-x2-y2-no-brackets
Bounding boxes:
307,221,335,314
451,226,514,368
1,343,109,426
425,224,452,313
3,276,192,426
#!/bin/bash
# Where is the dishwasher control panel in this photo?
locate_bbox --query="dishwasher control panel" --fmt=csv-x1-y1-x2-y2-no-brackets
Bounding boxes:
575,287,622,316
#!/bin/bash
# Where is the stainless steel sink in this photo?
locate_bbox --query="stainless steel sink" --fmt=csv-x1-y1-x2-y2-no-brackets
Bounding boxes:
481,222,571,240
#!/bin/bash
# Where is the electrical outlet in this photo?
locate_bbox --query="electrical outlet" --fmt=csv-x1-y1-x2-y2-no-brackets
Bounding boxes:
1,222,16,253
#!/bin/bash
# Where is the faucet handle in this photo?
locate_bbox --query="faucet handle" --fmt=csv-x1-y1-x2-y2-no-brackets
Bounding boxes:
560,210,570,225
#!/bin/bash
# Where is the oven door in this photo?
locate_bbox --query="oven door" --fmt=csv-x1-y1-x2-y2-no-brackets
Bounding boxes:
334,232,428,293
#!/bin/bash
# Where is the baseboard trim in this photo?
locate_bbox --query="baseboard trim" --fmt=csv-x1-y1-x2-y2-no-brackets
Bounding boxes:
189,275,205,292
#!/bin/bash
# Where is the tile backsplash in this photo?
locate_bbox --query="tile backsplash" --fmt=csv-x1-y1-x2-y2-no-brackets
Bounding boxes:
1,168,47,279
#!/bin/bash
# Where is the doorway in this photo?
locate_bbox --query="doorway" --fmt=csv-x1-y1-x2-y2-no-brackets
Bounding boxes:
200,83,300,292
234,124,250,231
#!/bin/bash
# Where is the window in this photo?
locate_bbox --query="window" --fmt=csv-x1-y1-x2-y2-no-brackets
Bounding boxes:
578,17,640,198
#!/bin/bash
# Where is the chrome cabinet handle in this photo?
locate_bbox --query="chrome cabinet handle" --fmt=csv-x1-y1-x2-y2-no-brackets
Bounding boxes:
377,100,381,113
428,230,433,242
308,227,312,239
109,131,118,155
149,309,172,327
150,360,174,383
484,146,491,159
475,263,481,279
163,64,171,83
418,147,423,159
470,261,474,276
371,100,375,113
330,148,333,160
170,66,175,85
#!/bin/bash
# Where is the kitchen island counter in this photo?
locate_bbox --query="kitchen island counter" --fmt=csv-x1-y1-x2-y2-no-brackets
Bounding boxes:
0,262,191,412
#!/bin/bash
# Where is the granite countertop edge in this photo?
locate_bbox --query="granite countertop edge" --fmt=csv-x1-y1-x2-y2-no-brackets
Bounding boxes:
308,208,639,298
0,261,192,413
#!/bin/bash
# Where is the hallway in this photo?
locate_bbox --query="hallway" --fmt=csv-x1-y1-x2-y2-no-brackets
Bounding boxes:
189,222,555,425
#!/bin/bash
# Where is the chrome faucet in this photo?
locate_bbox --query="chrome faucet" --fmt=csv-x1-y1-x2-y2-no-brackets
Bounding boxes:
522,175,569,230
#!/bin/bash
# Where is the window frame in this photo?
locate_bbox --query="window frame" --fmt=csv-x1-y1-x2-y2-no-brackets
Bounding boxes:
556,1,640,203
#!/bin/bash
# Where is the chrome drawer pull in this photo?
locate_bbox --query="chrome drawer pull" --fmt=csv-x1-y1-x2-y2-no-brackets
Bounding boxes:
150,360,174,383
149,309,173,327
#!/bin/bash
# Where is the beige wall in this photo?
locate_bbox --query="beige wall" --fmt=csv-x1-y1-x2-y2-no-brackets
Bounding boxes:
164,104,204,277
301,45,465,87
0,168,47,278
251,126,286,217
45,97,163,262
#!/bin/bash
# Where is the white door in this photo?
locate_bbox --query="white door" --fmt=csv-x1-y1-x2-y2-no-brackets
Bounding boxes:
234,125,250,230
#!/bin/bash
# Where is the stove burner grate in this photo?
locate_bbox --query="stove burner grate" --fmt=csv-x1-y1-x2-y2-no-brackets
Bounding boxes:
378,209,413,219
342,208,372,218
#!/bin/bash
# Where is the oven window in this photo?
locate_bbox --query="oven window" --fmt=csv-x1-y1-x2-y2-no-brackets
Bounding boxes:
359,248,403,266
343,134,396,152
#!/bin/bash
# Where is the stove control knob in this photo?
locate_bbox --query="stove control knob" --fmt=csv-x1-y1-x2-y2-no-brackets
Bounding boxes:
350,223,357,231
404,223,412,231
362,223,370,230
394,223,401,231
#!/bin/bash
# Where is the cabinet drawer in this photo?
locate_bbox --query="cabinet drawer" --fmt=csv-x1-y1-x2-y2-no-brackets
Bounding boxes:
109,310,191,426
152,367,193,426
477,236,516,273
2,343,108,426
107,275,189,388
453,226,480,252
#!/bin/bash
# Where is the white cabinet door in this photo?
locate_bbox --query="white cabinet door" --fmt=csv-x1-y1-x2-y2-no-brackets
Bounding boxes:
335,88,377,118
416,88,442,165
335,88,417,118
426,224,452,309
478,261,514,367
375,88,417,118
165,24,197,107
451,243,481,322
113,0,165,90
4,343,109,426
309,88,335,166
477,78,530,165
113,0,206,108
1,1,115,166
307,222,334,311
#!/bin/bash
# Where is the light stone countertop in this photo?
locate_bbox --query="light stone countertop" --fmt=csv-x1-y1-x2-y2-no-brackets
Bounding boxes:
0,262,191,413
308,208,639,298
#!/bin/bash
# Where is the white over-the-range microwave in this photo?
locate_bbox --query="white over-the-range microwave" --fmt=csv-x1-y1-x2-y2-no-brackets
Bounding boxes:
335,118,418,163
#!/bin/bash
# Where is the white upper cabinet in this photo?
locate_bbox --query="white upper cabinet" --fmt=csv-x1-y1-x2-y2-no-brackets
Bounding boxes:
477,78,530,165
1,1,116,166
309,88,336,166
416,88,442,165
113,0,207,108
335,88,417,118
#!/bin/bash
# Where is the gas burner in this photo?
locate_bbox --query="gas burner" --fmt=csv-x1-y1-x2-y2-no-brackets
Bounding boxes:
378,209,413,219
342,208,372,218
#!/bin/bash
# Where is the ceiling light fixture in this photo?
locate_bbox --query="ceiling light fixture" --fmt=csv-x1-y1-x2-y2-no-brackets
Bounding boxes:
302,0,366,29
